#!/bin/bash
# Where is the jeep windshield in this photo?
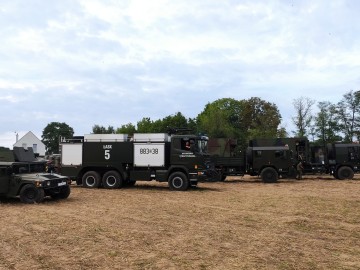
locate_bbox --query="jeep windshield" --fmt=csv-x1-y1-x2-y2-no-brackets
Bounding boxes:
12,162,46,174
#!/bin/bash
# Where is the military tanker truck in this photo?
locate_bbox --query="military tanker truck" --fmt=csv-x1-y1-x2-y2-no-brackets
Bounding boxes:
59,133,212,191
0,146,71,203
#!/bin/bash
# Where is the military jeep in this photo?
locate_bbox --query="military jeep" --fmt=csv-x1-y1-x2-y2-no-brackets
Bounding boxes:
0,147,71,204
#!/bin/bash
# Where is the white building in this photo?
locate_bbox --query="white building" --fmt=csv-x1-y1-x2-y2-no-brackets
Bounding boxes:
13,131,46,157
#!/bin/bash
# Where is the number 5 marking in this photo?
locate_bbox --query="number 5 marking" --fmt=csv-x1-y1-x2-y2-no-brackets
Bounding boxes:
105,150,110,160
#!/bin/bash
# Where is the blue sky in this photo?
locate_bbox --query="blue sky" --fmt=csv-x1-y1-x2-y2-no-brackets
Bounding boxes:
1,0,359,148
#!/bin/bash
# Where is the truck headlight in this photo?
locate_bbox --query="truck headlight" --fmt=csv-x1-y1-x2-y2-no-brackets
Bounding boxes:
41,181,51,187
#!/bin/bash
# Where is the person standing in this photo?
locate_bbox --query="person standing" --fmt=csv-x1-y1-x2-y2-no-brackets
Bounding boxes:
296,161,304,180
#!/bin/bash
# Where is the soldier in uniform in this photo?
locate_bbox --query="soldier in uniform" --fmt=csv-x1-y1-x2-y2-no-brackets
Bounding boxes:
296,160,304,180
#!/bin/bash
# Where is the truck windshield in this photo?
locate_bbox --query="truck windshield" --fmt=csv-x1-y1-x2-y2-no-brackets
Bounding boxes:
196,137,208,154
12,163,46,174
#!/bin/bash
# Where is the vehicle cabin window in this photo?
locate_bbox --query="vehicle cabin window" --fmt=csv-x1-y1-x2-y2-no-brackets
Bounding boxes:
0,167,6,176
348,147,360,160
181,139,192,151
255,150,262,158
275,150,285,158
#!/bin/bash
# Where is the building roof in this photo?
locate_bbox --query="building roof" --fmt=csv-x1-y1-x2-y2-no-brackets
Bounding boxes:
13,131,45,147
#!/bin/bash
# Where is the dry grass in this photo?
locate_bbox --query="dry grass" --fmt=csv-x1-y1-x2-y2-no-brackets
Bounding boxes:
1,175,360,270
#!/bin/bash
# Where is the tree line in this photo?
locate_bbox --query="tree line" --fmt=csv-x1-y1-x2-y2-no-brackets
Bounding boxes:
41,90,360,154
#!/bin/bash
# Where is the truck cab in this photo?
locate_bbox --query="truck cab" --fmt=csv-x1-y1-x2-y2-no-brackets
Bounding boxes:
327,143,360,179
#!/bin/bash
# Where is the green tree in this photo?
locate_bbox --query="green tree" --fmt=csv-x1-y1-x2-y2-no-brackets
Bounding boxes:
187,118,198,134
292,97,315,137
197,98,243,139
335,90,360,142
116,123,136,135
42,122,74,154
244,97,282,139
314,101,341,144
136,113,192,134
137,117,154,133
197,97,282,148
160,112,189,132
92,125,115,134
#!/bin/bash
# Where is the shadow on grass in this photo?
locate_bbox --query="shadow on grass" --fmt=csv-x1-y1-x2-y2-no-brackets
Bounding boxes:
126,183,220,192
221,174,360,185
0,197,22,205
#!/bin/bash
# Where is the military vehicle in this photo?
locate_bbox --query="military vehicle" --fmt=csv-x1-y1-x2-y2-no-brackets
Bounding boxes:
208,137,360,182
327,143,360,179
208,138,295,182
207,138,245,180
246,146,295,182
60,132,212,191
249,138,360,180
0,147,71,203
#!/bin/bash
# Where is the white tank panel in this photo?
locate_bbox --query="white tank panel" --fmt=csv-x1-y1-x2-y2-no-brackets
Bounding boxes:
61,143,83,166
134,143,165,167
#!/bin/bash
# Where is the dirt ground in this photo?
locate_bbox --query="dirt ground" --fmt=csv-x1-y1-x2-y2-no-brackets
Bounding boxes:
1,175,360,270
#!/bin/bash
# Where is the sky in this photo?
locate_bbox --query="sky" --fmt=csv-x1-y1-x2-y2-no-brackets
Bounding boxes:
1,0,360,149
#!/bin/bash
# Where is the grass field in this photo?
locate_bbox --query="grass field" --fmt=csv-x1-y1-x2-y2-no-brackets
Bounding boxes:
1,175,360,270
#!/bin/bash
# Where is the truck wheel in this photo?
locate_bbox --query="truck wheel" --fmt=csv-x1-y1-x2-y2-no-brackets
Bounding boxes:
337,166,354,180
82,171,101,188
51,186,71,199
261,167,278,183
168,172,189,191
102,171,123,189
19,184,45,204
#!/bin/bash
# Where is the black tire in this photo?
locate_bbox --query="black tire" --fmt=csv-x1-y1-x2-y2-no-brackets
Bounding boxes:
19,184,44,204
337,166,354,180
82,171,101,188
168,172,189,191
220,174,227,181
261,167,278,183
51,186,71,200
102,171,123,189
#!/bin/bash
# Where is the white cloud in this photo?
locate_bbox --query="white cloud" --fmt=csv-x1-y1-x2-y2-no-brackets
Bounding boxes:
0,95,22,103
0,0,359,139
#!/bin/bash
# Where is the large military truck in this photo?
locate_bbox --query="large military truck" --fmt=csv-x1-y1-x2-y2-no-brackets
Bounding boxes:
208,138,295,182
0,147,71,203
250,138,360,180
60,133,211,191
